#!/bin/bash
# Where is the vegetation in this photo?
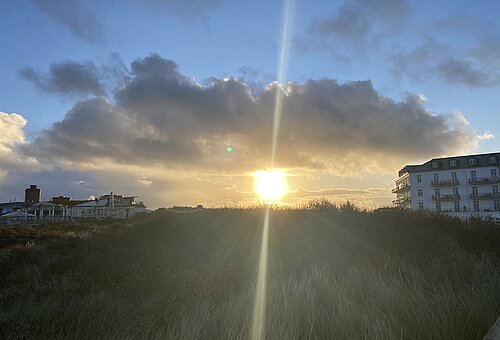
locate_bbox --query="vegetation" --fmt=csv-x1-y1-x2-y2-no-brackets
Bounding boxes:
1,203,500,339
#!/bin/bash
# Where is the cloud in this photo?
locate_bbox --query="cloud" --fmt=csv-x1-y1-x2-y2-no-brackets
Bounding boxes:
391,43,500,88
27,0,219,44
390,35,500,88
21,54,478,180
477,132,495,141
435,57,499,88
284,186,393,207
0,112,45,184
311,0,410,48
236,66,274,96
27,0,105,45
20,61,108,97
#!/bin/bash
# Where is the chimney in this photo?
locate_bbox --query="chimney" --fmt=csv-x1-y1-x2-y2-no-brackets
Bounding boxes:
110,192,114,207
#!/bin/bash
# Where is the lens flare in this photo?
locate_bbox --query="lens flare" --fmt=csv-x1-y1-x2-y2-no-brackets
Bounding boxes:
251,1,295,339
251,207,270,340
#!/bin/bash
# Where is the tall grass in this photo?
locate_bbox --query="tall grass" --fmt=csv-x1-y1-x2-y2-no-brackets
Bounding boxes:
1,203,499,339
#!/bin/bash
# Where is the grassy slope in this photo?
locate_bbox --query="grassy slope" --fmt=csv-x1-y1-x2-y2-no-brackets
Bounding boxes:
1,204,500,339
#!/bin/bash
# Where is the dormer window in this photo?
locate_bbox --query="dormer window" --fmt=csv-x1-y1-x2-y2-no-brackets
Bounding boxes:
450,160,457,167
489,156,497,164
468,158,477,166
432,161,439,169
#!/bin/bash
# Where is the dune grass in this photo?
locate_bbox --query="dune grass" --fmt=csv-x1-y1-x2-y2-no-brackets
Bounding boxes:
1,203,499,339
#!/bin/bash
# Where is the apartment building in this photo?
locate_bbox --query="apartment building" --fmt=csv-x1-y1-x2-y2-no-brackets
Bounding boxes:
393,152,500,214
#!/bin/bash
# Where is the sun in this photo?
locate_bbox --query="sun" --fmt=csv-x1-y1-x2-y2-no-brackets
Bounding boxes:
254,170,288,202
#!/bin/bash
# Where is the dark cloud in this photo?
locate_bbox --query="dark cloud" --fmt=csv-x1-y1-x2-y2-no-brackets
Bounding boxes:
236,66,274,96
312,0,410,47
20,61,107,97
28,0,105,45
390,41,500,88
22,54,477,177
435,58,498,88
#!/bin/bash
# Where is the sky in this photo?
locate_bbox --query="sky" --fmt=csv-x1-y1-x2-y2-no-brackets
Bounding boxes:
1,0,499,208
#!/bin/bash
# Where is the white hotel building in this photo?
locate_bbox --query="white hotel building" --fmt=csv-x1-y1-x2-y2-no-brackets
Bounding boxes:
393,152,500,215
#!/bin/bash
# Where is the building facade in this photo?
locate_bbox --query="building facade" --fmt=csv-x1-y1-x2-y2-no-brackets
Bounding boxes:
67,193,147,219
393,152,500,214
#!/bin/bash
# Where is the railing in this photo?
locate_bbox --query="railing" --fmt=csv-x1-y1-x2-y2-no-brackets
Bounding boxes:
432,194,460,201
468,176,500,184
431,179,459,186
391,183,410,193
392,197,410,204
470,192,500,199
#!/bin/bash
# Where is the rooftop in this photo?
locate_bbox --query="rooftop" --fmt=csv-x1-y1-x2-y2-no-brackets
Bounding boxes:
398,152,500,178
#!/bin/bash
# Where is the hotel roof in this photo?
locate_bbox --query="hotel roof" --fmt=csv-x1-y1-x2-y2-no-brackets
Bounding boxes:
398,152,500,177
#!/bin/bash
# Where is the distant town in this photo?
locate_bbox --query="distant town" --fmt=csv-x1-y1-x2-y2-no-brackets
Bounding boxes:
0,185,148,224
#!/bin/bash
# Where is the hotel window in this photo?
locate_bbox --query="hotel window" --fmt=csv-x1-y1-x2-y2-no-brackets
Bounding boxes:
434,188,440,198
416,175,421,183
454,201,460,212
489,156,497,164
472,186,478,196
495,200,500,211
450,160,457,167
432,161,439,168
471,170,477,180
493,185,498,195
468,158,477,166
451,172,457,182
453,187,459,197
436,202,441,212
418,202,424,210
418,189,423,197
491,169,497,178
433,173,439,183
473,201,480,212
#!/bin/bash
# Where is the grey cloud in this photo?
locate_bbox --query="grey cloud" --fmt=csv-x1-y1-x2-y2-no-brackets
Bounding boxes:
28,0,105,45
23,54,477,176
312,0,410,46
236,66,274,96
27,0,218,44
435,58,498,88
470,39,500,69
20,61,107,97
390,41,500,88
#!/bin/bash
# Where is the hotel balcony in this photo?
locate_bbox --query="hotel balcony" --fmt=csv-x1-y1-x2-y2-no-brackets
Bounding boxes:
392,196,410,205
391,183,410,193
431,179,459,187
468,176,500,184
469,192,500,199
432,194,460,201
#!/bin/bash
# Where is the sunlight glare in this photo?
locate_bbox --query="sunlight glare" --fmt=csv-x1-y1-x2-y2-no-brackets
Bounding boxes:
254,170,288,202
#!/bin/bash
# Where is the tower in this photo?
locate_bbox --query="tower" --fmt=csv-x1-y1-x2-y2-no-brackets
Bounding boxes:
25,185,41,204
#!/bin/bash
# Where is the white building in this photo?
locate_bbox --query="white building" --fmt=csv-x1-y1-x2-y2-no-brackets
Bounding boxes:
393,152,500,215
67,193,147,219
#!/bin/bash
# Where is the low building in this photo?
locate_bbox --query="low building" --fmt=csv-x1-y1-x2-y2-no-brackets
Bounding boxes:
0,201,25,215
1,186,148,222
393,152,500,216
67,192,147,219
0,211,36,225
